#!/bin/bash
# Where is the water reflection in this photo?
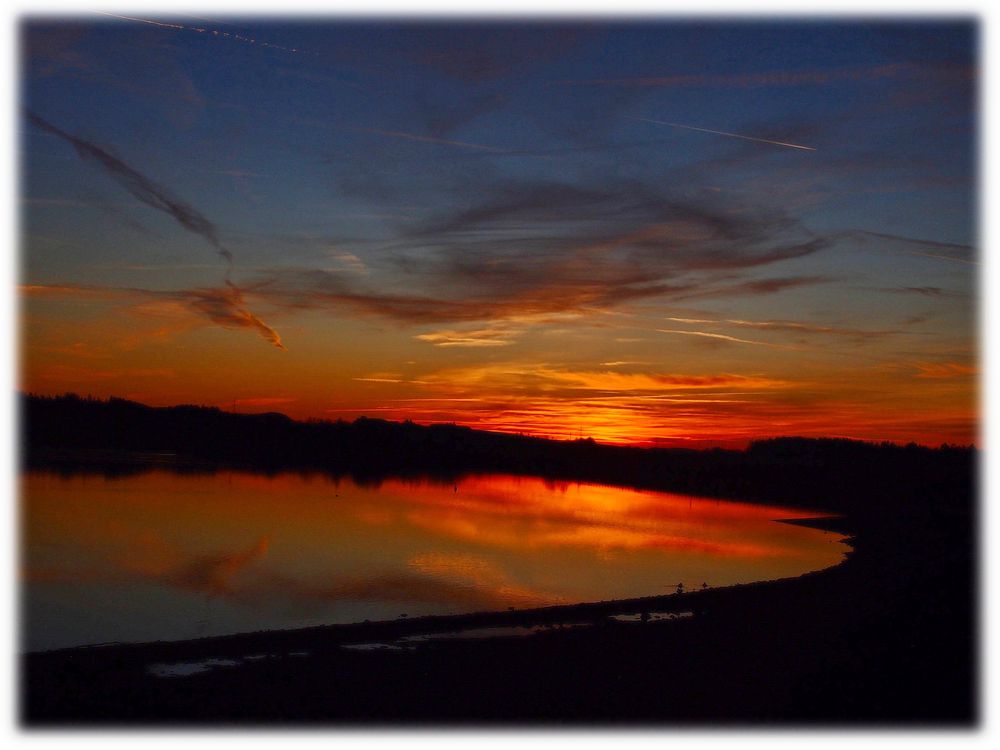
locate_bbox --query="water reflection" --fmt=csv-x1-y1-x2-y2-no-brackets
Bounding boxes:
22,470,844,651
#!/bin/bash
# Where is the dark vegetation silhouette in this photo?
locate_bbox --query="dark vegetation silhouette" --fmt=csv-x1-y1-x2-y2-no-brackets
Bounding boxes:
21,393,973,519
20,392,978,725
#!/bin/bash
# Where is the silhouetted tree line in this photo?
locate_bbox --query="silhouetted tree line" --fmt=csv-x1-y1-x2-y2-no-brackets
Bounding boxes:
21,393,976,516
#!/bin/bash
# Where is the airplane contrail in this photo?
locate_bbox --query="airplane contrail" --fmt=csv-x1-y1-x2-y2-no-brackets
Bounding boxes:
90,11,185,29
89,11,310,54
26,111,287,350
629,116,816,151
26,110,233,264
657,329,802,350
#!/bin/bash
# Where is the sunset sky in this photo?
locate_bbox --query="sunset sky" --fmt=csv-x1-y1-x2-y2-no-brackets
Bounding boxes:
19,18,977,447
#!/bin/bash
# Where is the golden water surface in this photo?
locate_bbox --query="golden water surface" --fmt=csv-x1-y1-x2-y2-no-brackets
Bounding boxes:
22,470,845,651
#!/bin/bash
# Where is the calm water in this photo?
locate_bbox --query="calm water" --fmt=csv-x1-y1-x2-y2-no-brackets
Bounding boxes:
21,470,846,651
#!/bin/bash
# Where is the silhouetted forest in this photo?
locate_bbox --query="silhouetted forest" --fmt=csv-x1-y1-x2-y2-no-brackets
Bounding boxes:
21,393,975,517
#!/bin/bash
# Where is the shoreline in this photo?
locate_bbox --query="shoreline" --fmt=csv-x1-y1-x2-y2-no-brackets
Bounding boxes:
25,520,854,659
21,462,975,724
22,470,853,659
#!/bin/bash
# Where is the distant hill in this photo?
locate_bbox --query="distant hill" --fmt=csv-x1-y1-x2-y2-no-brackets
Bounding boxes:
20,393,975,516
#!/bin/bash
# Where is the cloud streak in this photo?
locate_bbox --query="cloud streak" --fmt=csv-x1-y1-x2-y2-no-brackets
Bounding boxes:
553,63,909,89
415,329,518,347
656,329,795,349
317,178,836,325
89,11,310,55
25,110,232,264
21,282,285,350
665,316,901,341
356,127,507,153
186,282,285,350
842,230,977,265
629,117,816,151
912,362,976,379
25,111,289,349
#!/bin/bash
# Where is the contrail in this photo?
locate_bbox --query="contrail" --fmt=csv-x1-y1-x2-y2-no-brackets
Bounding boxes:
26,110,232,264
657,329,798,349
842,230,978,265
89,11,185,29
189,281,285,350
27,111,287,350
629,117,816,151
88,11,310,55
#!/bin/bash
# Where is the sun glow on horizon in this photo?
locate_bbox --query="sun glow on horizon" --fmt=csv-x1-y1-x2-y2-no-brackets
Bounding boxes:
18,20,977,451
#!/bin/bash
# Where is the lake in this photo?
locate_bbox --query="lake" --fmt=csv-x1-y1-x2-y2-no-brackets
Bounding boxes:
21,469,846,651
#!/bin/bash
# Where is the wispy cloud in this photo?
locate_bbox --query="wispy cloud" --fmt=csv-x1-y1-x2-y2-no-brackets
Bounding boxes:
25,110,232,264
669,276,831,302
887,286,960,298
656,329,794,349
554,63,908,88
21,282,285,350
304,178,834,324
353,376,404,384
326,250,367,275
172,282,285,350
417,363,786,395
665,316,901,340
912,362,977,379
28,364,176,383
89,11,310,55
415,331,517,347
629,116,816,151
213,169,262,178
356,127,507,153
24,112,286,349
20,283,134,300
843,230,977,265
414,320,525,348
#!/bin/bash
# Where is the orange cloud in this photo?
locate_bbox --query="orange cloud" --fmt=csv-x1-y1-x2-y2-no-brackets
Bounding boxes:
19,283,133,300
21,281,284,350
233,397,296,407
913,362,977,379
656,328,799,349
186,282,285,350
418,364,786,394
415,328,518,347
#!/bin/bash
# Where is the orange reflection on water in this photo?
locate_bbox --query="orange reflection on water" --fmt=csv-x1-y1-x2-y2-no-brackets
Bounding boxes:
21,470,846,650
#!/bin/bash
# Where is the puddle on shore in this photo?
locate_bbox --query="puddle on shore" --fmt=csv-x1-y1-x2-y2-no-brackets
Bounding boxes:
147,651,312,678
339,620,625,652
147,659,241,678
148,611,699,674
609,611,694,623
398,624,590,642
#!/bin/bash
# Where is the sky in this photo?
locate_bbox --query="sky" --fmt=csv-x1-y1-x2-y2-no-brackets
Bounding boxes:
18,16,978,447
